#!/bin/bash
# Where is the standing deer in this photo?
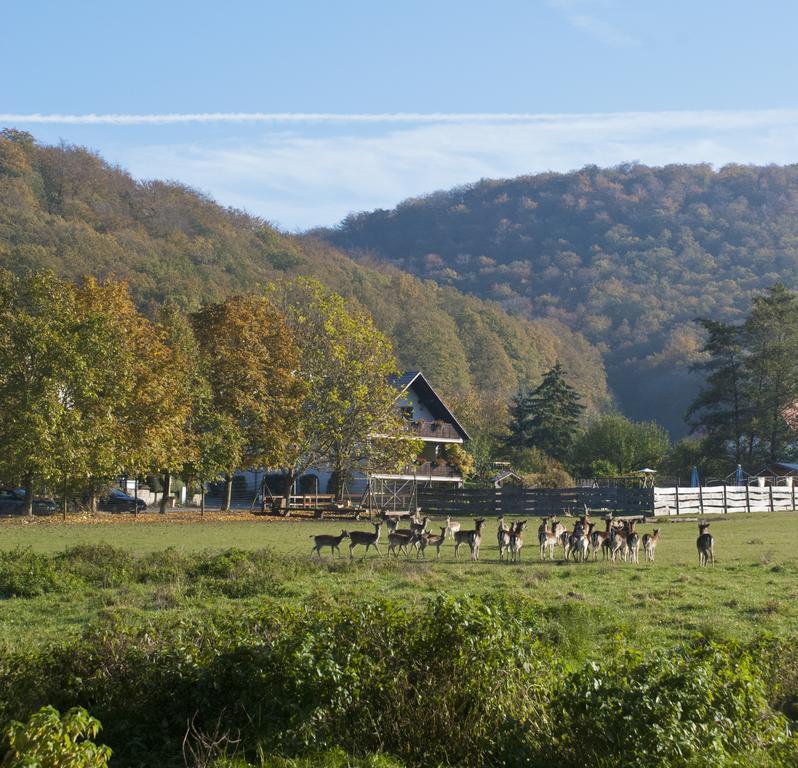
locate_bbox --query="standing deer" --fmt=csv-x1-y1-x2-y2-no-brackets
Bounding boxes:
590,516,613,561
311,529,349,558
453,518,486,560
626,520,641,564
539,518,558,560
417,527,447,559
444,516,461,539
349,521,383,558
497,516,512,562
697,522,714,566
642,528,661,562
510,520,527,563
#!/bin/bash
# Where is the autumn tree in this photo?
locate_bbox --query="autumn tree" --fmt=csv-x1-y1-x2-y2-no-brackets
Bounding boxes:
268,278,420,504
191,295,302,510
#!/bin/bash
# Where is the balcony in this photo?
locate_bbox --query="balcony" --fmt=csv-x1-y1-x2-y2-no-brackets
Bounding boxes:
372,460,461,480
405,420,461,441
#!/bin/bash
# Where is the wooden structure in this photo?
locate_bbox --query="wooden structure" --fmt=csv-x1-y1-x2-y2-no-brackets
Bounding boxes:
653,485,797,515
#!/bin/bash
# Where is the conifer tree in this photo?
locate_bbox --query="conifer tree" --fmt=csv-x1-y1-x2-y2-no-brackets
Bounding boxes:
509,362,584,461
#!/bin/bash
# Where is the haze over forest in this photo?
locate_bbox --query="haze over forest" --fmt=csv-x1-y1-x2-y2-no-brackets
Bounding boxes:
319,162,798,435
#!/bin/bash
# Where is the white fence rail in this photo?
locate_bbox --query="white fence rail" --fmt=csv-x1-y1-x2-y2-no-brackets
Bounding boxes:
654,486,797,516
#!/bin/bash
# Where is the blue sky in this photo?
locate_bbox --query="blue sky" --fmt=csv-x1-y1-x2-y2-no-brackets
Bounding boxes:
4,0,798,229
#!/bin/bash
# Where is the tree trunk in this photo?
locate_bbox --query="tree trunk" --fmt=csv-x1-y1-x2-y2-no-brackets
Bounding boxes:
62,474,68,521
159,471,171,515
200,479,205,517
23,473,34,517
222,473,233,512
278,472,295,516
90,491,98,515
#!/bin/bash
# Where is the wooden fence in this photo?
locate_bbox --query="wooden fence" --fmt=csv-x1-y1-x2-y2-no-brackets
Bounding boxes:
417,485,798,518
418,486,654,518
653,485,798,515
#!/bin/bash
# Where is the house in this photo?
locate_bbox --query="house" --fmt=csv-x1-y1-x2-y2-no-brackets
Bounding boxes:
233,370,470,512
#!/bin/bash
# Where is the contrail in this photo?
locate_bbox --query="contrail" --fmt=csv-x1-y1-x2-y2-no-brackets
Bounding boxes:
4,109,798,126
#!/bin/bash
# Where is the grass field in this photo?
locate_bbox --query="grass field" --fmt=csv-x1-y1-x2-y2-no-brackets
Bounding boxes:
2,510,797,656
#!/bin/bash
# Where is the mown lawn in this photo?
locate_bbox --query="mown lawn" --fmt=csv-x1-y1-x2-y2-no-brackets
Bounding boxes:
1,510,797,655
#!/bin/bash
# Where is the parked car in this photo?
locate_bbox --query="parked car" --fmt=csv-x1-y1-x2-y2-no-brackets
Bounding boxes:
0,487,57,515
99,488,148,513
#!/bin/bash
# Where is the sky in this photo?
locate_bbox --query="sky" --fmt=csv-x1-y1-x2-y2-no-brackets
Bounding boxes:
4,0,798,230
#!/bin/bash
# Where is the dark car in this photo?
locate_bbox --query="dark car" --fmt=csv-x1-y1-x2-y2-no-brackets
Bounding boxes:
99,488,148,513
0,488,57,515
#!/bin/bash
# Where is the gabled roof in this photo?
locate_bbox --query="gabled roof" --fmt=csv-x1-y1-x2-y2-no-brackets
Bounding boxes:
391,370,471,441
768,461,798,474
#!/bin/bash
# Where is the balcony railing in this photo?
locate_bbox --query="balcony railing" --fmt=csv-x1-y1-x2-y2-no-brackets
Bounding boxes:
405,420,461,440
374,460,461,479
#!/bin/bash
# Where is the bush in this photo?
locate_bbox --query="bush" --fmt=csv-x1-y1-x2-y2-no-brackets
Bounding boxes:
2,705,111,768
0,548,67,598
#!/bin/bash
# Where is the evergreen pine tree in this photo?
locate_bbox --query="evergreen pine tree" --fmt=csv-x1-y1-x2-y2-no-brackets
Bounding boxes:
509,362,584,460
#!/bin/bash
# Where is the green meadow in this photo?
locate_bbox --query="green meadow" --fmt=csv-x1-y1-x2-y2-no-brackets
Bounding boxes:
2,511,797,654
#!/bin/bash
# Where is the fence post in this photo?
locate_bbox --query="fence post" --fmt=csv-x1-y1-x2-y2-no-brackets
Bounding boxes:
745,483,751,514
675,486,680,516
722,484,727,514
793,482,796,512
769,484,774,513
698,484,704,515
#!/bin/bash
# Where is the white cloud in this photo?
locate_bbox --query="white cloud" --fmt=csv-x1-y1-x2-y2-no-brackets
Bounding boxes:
72,109,798,230
547,0,640,46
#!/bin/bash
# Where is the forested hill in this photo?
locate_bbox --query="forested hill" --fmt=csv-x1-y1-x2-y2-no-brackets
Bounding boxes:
319,163,798,435
0,130,609,414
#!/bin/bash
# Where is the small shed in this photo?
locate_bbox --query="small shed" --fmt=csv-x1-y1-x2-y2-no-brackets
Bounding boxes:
490,469,523,488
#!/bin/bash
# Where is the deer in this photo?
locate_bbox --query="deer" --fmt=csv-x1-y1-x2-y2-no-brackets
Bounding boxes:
539,518,559,560
590,516,613,561
569,519,589,563
417,527,447,559
444,516,461,539
510,520,528,563
348,521,383,558
642,528,661,562
497,516,512,562
387,527,415,557
609,523,629,563
453,518,486,560
410,516,429,535
626,520,641,564
697,522,714,566
311,529,349,558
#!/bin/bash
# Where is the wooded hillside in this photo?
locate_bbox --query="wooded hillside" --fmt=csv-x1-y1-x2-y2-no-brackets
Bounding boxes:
0,130,609,414
321,163,798,434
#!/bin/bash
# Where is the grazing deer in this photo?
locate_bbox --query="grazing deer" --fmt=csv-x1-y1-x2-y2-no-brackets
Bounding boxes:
417,527,447,559
497,516,512,562
311,529,349,558
510,520,527,563
387,528,415,557
348,521,383,558
642,528,661,562
539,518,558,560
697,522,714,566
453,518,486,560
626,520,640,564
444,516,461,540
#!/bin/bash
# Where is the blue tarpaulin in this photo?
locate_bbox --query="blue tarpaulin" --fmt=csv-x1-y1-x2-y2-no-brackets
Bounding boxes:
690,466,700,487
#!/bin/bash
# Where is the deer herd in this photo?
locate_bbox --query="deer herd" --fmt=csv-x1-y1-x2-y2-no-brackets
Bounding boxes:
311,508,716,567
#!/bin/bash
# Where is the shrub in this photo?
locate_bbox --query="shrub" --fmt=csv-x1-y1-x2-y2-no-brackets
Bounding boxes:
1,705,111,768
0,548,66,598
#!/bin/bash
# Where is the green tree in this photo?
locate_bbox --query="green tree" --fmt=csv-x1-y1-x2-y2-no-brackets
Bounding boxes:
268,278,420,504
508,362,584,461
743,284,798,463
573,413,671,476
687,319,748,465
191,295,303,510
2,705,111,768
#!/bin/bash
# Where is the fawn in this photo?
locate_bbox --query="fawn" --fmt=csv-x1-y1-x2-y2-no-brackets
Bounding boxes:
697,522,714,566
387,527,415,557
453,518,486,560
642,528,661,562
348,521,383,558
417,527,447,559
311,529,349,558
444,516,461,539
591,516,613,561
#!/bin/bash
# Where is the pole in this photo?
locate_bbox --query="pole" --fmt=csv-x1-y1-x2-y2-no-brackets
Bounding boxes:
698,483,704,515
769,483,774,513
722,484,727,515
675,485,680,516
745,482,751,515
